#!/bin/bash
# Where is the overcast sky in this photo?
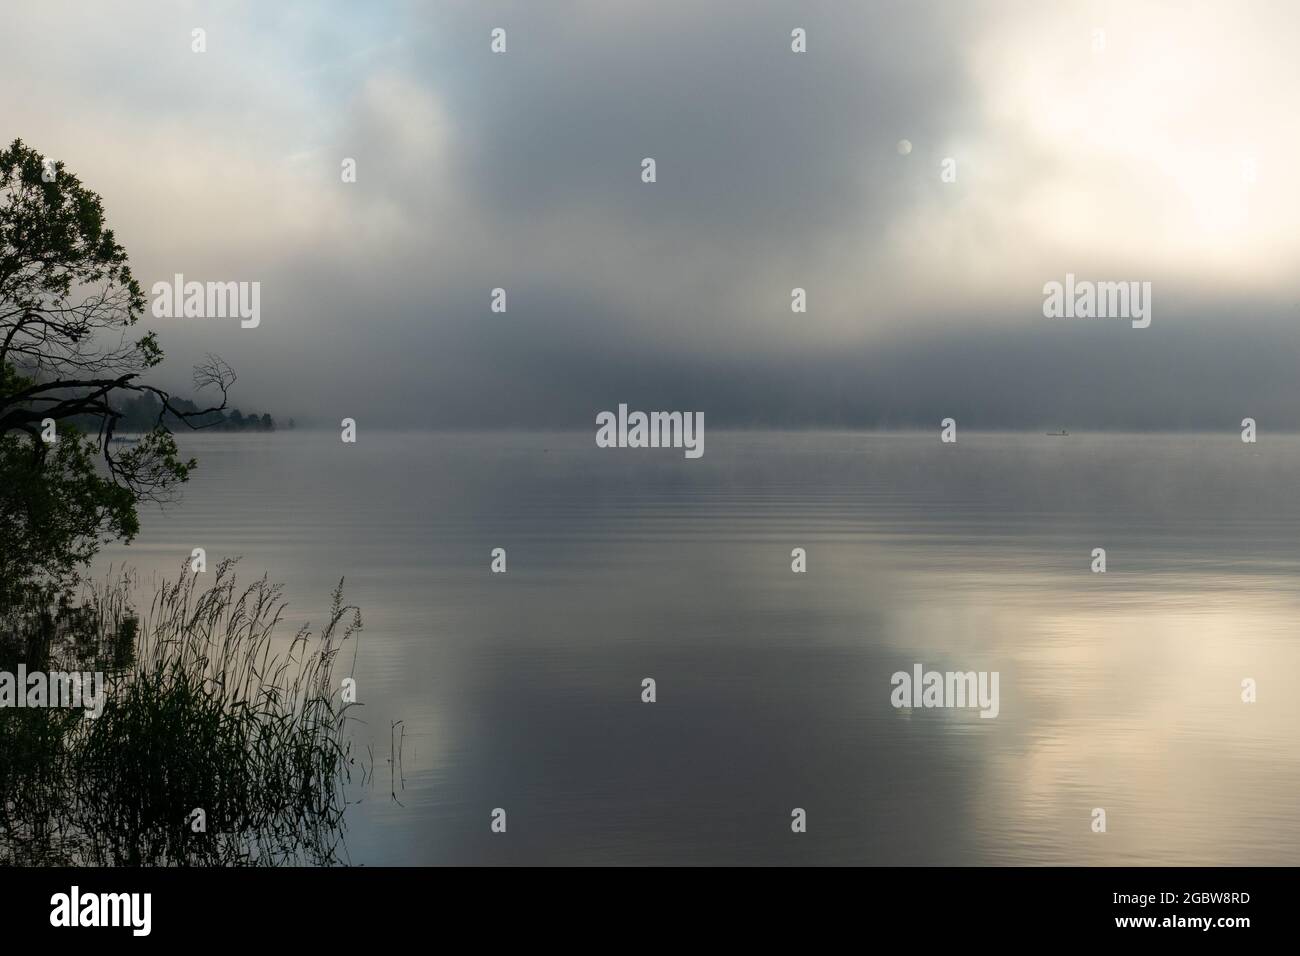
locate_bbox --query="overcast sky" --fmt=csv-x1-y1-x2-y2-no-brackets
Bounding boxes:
4,0,1299,427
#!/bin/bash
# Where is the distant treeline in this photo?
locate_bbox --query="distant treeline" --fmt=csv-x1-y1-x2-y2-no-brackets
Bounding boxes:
74,392,291,434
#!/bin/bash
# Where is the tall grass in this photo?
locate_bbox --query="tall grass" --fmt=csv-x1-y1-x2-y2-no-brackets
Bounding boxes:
0,560,362,866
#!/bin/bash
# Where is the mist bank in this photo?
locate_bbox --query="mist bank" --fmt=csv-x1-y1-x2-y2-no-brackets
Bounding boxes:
311,317,1298,431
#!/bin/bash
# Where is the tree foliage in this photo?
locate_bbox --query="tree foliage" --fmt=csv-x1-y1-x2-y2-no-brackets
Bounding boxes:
0,139,232,599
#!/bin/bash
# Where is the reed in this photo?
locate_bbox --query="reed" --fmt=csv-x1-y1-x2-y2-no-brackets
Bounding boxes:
0,560,362,866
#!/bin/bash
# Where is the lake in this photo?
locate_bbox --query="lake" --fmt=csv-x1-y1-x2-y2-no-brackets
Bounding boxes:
94,430,1300,865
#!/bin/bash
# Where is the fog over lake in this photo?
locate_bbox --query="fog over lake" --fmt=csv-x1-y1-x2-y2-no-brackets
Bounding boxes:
8,0,1298,872
93,430,1300,865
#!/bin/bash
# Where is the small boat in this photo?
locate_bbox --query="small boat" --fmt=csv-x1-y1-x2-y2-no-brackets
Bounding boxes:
1046,429,1068,437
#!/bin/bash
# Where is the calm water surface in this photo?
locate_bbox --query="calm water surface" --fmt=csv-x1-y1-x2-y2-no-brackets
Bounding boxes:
95,430,1300,865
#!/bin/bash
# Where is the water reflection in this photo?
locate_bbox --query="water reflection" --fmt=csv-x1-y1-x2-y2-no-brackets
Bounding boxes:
89,431,1300,864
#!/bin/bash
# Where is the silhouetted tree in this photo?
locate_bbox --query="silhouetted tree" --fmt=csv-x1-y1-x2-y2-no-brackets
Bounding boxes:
0,139,234,600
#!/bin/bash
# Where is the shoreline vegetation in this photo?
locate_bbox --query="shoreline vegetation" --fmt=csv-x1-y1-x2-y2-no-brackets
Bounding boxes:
0,561,362,866
89,392,290,434
2,139,361,867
